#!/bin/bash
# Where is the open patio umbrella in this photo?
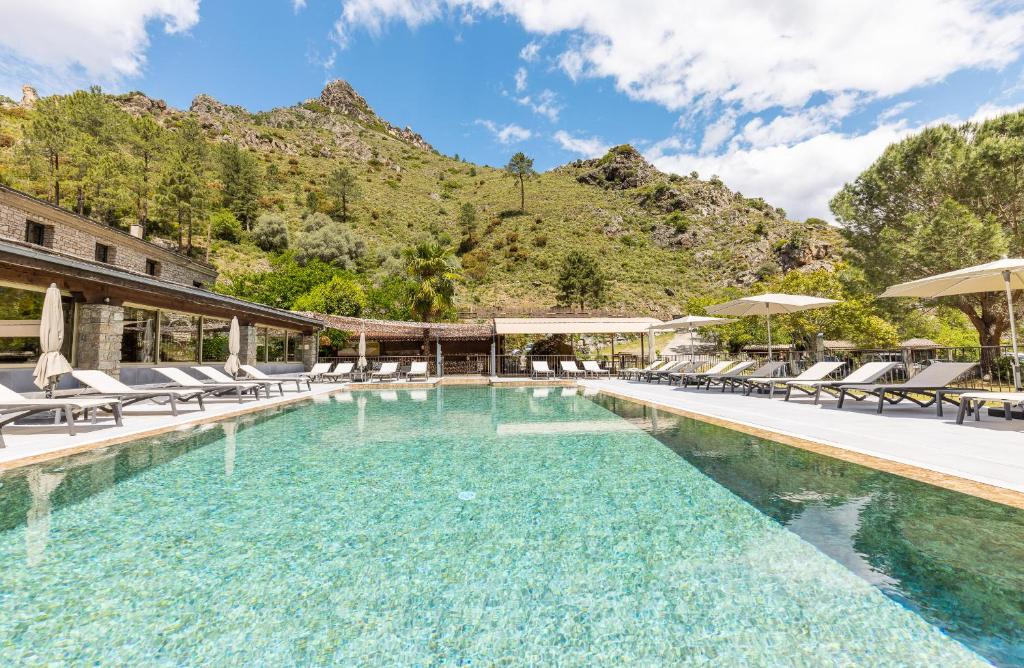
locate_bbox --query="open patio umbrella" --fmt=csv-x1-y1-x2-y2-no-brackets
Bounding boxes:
357,331,367,371
707,293,839,358
33,283,72,394
651,315,735,360
880,257,1024,388
224,316,241,378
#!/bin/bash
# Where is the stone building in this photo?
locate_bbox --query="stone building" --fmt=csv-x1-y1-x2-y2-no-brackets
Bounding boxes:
0,185,319,390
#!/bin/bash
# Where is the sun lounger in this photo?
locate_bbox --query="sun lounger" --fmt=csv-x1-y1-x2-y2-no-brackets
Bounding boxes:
72,369,206,415
837,361,977,415
240,364,311,392
532,360,556,379
956,391,1024,424
303,362,334,382
646,361,691,383
784,362,899,403
711,361,788,392
322,362,356,382
406,361,429,381
621,360,665,380
669,360,732,386
743,361,846,398
152,367,264,402
684,360,752,389
581,360,610,378
0,382,123,447
560,360,588,378
369,362,399,382
195,366,284,397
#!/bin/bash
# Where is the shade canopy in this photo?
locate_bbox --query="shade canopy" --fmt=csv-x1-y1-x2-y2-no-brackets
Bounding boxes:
32,283,72,390
651,315,735,331
706,293,840,316
224,316,241,377
880,258,1024,298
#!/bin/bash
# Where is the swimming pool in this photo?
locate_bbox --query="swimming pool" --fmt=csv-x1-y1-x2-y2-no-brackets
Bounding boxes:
0,386,1017,665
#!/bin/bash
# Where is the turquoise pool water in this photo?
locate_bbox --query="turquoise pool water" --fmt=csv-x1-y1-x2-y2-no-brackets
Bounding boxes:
0,387,1015,665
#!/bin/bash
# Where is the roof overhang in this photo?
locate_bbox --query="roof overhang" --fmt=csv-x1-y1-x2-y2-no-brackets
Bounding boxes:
494,317,662,335
0,240,320,332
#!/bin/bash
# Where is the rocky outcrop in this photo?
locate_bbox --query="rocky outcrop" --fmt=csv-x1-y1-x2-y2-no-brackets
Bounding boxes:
112,91,169,118
575,145,660,189
317,80,377,124
386,124,433,151
776,239,835,272
20,85,38,109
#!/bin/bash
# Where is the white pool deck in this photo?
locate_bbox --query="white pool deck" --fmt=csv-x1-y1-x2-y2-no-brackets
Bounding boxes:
582,378,1024,502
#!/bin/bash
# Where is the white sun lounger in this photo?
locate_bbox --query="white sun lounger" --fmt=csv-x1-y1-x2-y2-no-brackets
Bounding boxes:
671,360,737,387
406,361,429,381
743,361,846,398
322,362,356,382
560,360,588,378
532,360,555,379
72,369,206,415
195,366,284,397
152,367,264,402
784,362,898,403
240,365,311,392
369,362,399,382
956,391,1024,424
0,382,123,447
582,360,610,378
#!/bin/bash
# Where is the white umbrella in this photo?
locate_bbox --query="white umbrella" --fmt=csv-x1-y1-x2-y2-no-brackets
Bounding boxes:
224,316,241,378
33,283,72,393
357,331,367,370
881,257,1024,388
651,315,735,360
707,293,839,358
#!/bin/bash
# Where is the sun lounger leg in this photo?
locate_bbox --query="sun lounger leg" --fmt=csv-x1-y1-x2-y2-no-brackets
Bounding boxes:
169,394,178,416
1006,401,1014,421
956,399,969,424
876,392,885,414
837,389,847,409
113,402,123,426
63,406,76,436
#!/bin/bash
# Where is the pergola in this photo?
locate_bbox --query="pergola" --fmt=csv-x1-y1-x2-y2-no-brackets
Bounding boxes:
493,317,663,362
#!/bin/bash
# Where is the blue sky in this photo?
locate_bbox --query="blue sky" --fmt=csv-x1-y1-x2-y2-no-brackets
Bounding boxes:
3,1,1024,221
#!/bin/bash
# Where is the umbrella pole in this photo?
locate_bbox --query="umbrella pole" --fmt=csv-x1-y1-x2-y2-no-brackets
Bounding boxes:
689,326,694,362
1004,270,1021,389
766,309,772,360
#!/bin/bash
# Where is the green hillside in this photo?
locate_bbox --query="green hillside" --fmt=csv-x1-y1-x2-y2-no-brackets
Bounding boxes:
0,81,842,318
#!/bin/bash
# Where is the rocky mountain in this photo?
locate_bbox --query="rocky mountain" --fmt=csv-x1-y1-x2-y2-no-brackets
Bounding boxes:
0,80,842,316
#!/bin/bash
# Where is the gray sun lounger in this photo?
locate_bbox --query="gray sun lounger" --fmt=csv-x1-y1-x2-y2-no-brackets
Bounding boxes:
240,365,311,392
670,360,734,386
195,366,284,397
711,361,788,393
153,367,265,402
784,362,899,404
647,361,692,383
0,382,123,447
837,361,978,415
72,369,206,415
743,361,846,398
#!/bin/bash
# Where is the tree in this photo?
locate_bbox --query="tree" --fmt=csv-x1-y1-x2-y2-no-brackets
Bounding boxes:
292,275,367,315
504,152,536,212
26,95,72,207
217,255,343,308
218,143,260,229
252,213,290,252
327,165,360,222
831,115,1020,353
404,241,462,352
556,251,605,309
127,115,164,235
209,208,242,243
294,223,366,268
456,201,477,254
156,119,207,253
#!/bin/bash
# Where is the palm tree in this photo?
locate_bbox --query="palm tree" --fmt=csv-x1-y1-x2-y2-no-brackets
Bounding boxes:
404,241,462,353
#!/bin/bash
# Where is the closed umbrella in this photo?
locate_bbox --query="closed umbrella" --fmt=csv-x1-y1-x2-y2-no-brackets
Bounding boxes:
651,315,735,360
880,257,1024,388
357,331,367,371
224,316,241,378
707,293,839,358
33,284,72,394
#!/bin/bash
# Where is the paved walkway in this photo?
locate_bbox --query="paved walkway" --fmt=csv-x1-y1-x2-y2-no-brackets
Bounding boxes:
582,378,1024,499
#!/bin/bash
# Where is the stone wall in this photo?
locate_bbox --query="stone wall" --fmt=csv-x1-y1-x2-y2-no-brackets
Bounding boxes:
0,187,218,288
74,304,125,378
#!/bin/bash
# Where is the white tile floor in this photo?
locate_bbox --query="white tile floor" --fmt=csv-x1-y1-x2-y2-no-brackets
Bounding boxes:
583,378,1024,494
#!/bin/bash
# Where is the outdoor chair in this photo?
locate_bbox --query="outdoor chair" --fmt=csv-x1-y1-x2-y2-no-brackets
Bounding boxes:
153,367,264,402
369,362,399,382
678,360,749,389
956,391,1024,425
531,360,555,379
582,360,611,378
837,361,978,415
72,369,206,416
195,366,284,397
668,360,730,386
406,361,429,381
647,361,692,383
710,361,788,392
0,382,123,447
239,364,311,392
322,362,356,382
784,362,899,404
743,361,846,398
560,360,588,378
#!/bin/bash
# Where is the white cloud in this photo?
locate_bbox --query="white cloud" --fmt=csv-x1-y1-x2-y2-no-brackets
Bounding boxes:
877,101,916,123
971,102,1024,122
293,0,307,11
0,0,200,95
514,67,527,93
553,130,609,158
476,119,532,144
515,88,560,121
519,41,541,62
699,110,736,154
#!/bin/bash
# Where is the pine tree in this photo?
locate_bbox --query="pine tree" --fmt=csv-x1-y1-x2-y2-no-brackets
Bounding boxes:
504,152,536,212
26,96,72,207
327,165,360,222
156,119,207,254
128,115,164,235
556,251,606,309
218,143,260,229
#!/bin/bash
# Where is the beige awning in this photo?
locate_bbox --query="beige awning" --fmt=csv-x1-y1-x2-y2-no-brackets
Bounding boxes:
493,317,662,335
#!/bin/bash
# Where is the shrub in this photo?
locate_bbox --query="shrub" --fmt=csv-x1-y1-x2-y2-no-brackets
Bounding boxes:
251,213,290,252
292,275,366,315
294,223,366,269
209,209,242,243
666,211,689,233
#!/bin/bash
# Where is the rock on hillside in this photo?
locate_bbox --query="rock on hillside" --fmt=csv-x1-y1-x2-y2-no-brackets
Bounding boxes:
572,145,660,189
307,80,435,152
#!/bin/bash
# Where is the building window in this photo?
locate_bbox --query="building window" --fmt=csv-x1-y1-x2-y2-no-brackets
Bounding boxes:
193,280,205,289
267,328,287,362
286,332,299,362
24,221,50,247
121,306,157,363
159,310,200,363
255,327,268,362
145,259,160,277
200,316,231,362
0,286,72,364
95,243,112,264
